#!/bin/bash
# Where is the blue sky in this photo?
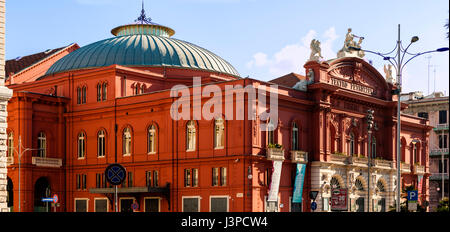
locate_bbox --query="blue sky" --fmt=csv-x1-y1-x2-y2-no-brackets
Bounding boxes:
6,0,449,95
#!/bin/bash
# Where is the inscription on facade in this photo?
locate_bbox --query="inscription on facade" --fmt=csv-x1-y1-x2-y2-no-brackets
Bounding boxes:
330,78,375,95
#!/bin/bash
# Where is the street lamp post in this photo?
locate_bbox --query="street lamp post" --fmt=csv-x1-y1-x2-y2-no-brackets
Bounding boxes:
367,109,374,212
14,135,43,212
350,24,449,212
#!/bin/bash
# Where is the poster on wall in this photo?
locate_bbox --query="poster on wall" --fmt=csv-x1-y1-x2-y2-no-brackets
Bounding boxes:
267,160,283,202
292,163,306,203
331,188,348,211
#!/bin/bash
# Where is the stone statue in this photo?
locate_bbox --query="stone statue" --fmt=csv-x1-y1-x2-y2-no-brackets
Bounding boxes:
337,28,365,58
384,64,394,84
309,39,324,61
293,68,315,91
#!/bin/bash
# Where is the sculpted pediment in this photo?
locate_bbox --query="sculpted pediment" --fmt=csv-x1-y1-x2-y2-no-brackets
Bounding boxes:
326,58,390,100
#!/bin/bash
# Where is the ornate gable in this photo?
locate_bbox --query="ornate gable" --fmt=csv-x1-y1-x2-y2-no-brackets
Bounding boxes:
326,57,390,100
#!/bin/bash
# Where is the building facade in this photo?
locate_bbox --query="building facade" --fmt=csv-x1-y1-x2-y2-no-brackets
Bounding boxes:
4,8,430,212
0,0,13,212
402,91,449,211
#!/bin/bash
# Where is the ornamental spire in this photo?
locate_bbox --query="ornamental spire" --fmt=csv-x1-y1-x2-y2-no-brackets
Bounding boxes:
135,0,152,24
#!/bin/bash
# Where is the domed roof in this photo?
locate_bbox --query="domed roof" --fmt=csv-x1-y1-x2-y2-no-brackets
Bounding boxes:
45,6,240,77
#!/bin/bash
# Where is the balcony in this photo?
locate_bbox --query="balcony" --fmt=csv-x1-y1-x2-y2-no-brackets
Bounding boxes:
430,148,449,157
329,153,348,163
413,164,425,175
291,151,308,164
32,157,62,168
373,159,394,169
348,156,368,166
433,123,449,131
266,147,285,161
400,163,411,173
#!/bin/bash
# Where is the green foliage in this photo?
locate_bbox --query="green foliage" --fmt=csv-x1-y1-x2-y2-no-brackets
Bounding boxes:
332,151,347,156
267,143,283,149
437,197,449,212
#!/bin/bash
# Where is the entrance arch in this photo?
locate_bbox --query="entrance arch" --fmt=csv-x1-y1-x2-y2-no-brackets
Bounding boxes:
34,177,51,212
7,177,13,211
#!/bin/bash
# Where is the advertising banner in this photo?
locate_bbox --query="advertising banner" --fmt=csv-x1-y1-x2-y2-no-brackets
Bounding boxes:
417,175,423,194
331,188,348,211
292,163,306,203
268,160,283,202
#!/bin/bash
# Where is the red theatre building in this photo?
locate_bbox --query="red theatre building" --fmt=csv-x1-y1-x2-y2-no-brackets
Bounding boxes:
5,8,430,212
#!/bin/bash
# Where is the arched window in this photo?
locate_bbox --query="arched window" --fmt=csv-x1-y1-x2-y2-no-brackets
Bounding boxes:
97,130,105,157
186,121,196,151
377,180,386,192
7,132,14,157
148,125,156,154
330,177,341,189
123,127,132,156
412,142,418,164
102,82,107,101
141,84,146,94
401,137,406,162
292,122,299,150
355,178,365,191
97,83,102,102
214,118,225,149
81,86,86,104
134,83,140,95
77,87,82,104
267,119,275,145
349,132,355,156
78,132,86,159
38,132,46,157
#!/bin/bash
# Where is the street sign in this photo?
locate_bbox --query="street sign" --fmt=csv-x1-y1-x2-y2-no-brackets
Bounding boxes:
407,190,418,202
52,194,59,204
42,198,54,202
132,202,139,211
105,163,127,186
331,189,348,211
309,191,319,201
408,202,417,211
311,201,317,211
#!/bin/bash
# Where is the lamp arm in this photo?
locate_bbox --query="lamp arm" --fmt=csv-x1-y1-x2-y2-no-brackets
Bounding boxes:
400,50,440,73
360,49,399,71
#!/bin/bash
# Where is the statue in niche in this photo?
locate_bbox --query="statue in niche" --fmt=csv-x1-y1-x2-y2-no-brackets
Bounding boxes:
309,39,324,62
384,64,394,84
293,68,315,91
337,28,365,58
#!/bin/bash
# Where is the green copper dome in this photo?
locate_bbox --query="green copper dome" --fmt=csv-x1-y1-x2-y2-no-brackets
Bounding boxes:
45,6,239,77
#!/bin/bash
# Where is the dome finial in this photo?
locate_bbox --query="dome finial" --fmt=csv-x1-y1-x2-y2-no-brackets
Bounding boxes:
135,0,152,24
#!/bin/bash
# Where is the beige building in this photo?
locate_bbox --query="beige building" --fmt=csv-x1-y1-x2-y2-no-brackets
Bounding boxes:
402,91,449,211
0,0,13,212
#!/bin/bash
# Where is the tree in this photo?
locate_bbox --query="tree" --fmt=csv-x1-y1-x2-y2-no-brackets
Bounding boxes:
437,197,449,212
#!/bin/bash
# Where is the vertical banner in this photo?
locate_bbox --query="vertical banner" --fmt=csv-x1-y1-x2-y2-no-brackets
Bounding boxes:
292,163,306,203
417,175,423,194
268,161,283,202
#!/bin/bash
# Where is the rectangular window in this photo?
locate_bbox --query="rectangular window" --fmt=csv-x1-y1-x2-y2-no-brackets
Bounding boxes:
439,159,448,174
153,170,159,187
212,168,219,186
82,174,87,190
76,174,81,190
96,174,101,188
220,167,227,186
183,197,199,212
439,135,448,149
192,169,198,187
95,199,108,212
184,169,191,187
210,197,228,212
146,171,152,187
439,110,448,124
145,198,159,212
75,199,88,212
127,172,133,187
417,112,429,119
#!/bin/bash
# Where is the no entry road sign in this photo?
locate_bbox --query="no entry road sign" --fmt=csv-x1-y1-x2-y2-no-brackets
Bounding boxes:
105,163,127,186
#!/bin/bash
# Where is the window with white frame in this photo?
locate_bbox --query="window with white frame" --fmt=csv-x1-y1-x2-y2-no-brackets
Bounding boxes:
95,199,108,212
37,132,46,157
148,125,156,154
182,197,200,212
292,122,299,150
97,130,106,157
75,199,88,212
349,132,355,156
7,132,13,157
210,196,228,212
78,132,86,159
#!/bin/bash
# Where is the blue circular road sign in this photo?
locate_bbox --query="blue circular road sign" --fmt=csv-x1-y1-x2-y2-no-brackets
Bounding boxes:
105,163,127,186
311,201,317,211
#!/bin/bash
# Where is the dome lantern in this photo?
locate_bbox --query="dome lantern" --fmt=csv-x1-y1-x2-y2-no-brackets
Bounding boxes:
110,2,175,37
